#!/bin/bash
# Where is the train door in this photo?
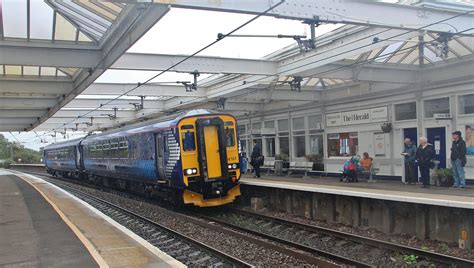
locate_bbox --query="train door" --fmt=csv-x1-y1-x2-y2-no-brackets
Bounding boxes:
196,117,228,180
427,127,446,168
156,133,166,179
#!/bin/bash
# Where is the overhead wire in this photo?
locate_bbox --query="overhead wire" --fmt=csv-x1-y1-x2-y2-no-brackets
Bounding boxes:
24,5,474,142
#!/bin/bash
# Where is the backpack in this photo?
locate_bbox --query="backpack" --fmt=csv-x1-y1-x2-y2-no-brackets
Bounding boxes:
348,162,357,172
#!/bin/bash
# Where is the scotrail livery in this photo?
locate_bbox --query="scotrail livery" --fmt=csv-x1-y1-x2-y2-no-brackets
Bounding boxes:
44,110,241,207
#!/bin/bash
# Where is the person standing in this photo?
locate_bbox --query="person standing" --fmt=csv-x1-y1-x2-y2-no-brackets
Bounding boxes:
402,138,417,184
251,140,262,178
416,137,435,188
450,131,467,189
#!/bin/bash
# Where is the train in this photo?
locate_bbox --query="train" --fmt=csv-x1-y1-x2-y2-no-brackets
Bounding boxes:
43,109,241,207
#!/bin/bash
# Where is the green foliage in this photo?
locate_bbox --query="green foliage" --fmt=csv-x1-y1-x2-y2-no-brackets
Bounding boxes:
305,154,323,162
275,153,289,161
0,136,42,165
403,254,418,265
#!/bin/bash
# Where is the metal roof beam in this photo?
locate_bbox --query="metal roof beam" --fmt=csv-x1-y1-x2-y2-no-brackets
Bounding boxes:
112,53,278,75
83,83,204,97
142,0,474,34
64,99,164,110
0,98,58,109
53,109,138,118
0,80,73,95
0,45,101,68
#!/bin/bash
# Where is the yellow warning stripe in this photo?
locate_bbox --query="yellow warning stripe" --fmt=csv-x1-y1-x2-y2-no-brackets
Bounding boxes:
17,174,109,268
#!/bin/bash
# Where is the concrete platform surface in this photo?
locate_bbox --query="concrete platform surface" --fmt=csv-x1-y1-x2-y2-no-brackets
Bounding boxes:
241,174,474,209
0,169,184,268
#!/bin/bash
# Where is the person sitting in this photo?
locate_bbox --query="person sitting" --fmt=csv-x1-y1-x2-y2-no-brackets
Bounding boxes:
341,156,360,183
359,152,373,180
360,152,373,171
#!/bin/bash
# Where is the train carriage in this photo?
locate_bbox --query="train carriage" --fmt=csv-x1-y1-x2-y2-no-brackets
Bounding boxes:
44,110,241,207
44,138,83,177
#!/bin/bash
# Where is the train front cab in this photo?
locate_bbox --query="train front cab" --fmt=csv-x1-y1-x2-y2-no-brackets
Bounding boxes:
178,114,241,207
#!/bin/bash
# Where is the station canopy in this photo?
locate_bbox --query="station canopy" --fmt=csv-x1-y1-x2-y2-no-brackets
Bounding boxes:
0,0,473,143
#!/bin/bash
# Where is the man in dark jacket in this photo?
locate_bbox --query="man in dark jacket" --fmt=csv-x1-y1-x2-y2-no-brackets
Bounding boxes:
416,137,435,188
402,138,417,184
251,140,262,178
451,131,467,189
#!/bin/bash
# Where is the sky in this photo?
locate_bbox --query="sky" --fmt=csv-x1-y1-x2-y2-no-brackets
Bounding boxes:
3,7,341,151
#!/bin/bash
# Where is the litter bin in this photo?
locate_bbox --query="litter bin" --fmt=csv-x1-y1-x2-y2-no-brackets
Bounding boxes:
274,160,283,176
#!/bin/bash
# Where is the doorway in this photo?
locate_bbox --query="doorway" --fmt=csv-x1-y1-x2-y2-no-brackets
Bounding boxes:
426,127,446,169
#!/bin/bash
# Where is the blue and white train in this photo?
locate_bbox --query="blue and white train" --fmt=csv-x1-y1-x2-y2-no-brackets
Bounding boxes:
44,110,241,207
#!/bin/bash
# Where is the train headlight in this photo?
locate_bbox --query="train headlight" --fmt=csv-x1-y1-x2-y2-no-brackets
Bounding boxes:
192,169,197,174
232,164,237,169
228,164,232,169
186,169,193,175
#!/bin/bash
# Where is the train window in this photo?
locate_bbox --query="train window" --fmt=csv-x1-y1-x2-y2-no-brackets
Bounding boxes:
118,141,128,158
182,131,196,151
103,143,110,158
181,125,194,130
225,121,234,126
110,143,118,158
225,128,236,147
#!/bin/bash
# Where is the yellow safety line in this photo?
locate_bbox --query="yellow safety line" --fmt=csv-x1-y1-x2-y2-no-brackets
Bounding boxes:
17,174,109,268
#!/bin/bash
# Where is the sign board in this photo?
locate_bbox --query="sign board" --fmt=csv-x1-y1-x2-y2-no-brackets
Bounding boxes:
325,106,388,127
374,133,386,156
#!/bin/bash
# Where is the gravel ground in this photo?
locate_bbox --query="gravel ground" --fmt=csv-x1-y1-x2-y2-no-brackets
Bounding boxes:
239,206,474,262
49,179,318,267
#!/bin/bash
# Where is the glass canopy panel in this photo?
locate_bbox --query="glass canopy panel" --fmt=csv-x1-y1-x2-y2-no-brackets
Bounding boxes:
2,0,27,38
400,49,419,65
23,66,39,76
30,0,54,40
449,38,473,57
5,65,22,76
375,42,403,63
98,1,124,15
57,70,68,76
76,1,117,21
55,14,77,41
78,31,92,42
41,67,56,76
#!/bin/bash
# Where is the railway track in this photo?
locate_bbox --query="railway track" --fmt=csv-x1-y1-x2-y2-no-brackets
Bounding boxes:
44,179,251,267
20,171,474,267
34,173,344,267
199,208,474,268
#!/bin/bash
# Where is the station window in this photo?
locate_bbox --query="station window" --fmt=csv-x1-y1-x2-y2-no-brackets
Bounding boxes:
278,136,289,157
459,94,474,115
251,122,262,132
395,102,417,121
293,135,306,157
264,120,275,129
277,119,289,132
182,130,196,151
424,97,450,118
309,134,323,156
292,117,305,131
327,133,358,157
265,137,275,157
237,124,246,136
308,115,323,129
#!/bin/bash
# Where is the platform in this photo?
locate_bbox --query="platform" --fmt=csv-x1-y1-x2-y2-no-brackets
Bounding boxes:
0,169,183,268
241,174,474,209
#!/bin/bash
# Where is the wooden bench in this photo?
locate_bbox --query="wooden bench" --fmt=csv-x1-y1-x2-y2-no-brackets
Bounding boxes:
288,161,313,177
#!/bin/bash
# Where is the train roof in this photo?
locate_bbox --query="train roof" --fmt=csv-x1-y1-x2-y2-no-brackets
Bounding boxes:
81,109,221,144
43,137,84,151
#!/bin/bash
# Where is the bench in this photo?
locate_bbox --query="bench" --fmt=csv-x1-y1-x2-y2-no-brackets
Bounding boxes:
288,161,314,177
362,163,379,182
262,160,275,175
